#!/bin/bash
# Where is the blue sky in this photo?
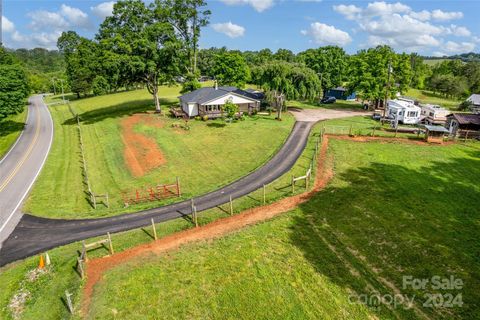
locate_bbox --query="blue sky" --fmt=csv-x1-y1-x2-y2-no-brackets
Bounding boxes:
2,0,479,56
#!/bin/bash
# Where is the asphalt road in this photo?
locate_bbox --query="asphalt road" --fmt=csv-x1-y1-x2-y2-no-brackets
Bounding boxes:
0,119,314,266
0,96,53,249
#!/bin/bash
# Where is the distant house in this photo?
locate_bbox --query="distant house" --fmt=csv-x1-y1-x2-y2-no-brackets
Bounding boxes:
447,113,480,138
387,98,421,125
325,87,356,100
420,104,451,125
178,84,263,118
466,94,480,113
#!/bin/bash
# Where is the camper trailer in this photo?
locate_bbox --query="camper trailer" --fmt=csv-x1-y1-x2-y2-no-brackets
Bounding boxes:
420,104,451,125
386,98,421,125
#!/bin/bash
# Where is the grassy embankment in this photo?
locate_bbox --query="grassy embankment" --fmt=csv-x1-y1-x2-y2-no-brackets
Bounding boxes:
405,88,462,110
0,109,27,158
25,86,295,219
86,137,480,319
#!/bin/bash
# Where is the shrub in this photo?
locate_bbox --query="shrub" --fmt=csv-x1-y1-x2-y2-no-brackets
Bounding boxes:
202,115,209,121
92,75,109,96
195,116,201,121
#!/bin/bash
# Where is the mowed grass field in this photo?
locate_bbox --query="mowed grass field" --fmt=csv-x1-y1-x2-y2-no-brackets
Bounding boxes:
87,139,480,320
24,86,295,218
405,88,461,109
0,108,27,158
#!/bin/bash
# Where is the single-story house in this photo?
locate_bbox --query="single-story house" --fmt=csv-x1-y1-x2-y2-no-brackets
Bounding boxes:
447,113,480,138
178,84,263,118
325,87,356,100
467,94,480,113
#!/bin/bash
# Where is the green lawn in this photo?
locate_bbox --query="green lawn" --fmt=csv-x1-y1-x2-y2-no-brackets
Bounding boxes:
0,109,27,158
24,86,295,219
405,88,461,110
86,138,480,320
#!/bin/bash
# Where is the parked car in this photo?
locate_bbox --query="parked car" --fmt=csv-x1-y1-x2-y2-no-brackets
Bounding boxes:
372,112,382,120
320,96,336,104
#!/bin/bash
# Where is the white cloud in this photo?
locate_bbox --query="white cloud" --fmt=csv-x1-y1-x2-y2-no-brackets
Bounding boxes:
301,22,352,46
220,0,274,12
443,41,475,54
363,1,410,17
446,25,471,37
409,10,430,21
28,10,68,31
333,4,362,20
2,16,15,33
431,9,463,21
333,1,475,54
212,22,245,38
91,1,116,19
60,4,90,28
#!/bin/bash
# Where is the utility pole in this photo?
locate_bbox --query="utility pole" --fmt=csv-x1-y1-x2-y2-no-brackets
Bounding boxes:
383,60,392,118
59,79,66,103
51,79,57,95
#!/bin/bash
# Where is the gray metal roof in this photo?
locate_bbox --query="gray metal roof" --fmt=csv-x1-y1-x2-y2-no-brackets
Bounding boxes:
179,86,261,104
468,94,480,106
424,125,449,133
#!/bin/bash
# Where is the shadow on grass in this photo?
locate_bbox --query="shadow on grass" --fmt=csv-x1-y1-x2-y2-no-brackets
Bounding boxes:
207,122,227,128
0,120,25,137
62,97,175,125
290,148,480,319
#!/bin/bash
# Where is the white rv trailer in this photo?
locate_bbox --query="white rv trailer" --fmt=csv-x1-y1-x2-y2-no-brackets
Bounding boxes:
386,98,421,125
420,104,451,125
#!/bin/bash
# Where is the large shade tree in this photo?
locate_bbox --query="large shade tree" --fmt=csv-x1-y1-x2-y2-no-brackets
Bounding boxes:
348,45,412,109
212,51,250,88
96,0,181,113
0,48,30,119
252,61,321,101
298,46,348,96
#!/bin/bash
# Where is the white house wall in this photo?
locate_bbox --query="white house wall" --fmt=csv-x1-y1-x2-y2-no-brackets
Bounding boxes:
204,94,256,106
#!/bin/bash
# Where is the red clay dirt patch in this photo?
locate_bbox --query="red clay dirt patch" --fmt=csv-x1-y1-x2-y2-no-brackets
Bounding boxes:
121,113,166,177
82,136,333,316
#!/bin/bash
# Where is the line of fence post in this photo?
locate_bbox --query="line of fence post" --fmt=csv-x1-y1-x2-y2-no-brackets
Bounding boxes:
151,218,158,240
65,290,74,314
263,184,266,205
229,195,233,216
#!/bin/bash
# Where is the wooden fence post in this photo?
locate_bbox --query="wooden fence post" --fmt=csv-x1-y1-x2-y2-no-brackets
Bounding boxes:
176,177,181,196
465,130,469,142
65,290,74,314
263,184,266,205
229,195,233,216
77,257,84,279
105,193,109,208
372,126,376,137
82,241,87,262
193,206,198,227
349,124,353,136
151,218,157,240
107,232,114,254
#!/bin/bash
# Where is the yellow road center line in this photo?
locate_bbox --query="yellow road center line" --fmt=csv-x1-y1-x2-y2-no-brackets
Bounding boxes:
0,106,41,192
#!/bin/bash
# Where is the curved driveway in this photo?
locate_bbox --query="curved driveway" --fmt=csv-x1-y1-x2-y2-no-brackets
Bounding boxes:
0,104,370,266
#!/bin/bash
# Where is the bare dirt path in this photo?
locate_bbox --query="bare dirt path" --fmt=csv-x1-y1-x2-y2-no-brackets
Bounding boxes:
289,107,371,122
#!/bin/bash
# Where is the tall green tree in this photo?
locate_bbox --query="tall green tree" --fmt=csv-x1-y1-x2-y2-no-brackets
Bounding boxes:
97,0,181,112
348,45,412,108
252,61,321,101
0,48,30,119
58,31,99,98
212,51,250,88
298,46,348,96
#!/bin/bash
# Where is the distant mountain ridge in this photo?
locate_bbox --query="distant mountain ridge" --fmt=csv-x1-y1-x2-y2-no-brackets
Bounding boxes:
424,52,480,62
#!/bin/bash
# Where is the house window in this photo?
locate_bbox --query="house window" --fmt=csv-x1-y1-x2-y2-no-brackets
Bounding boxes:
407,111,417,117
